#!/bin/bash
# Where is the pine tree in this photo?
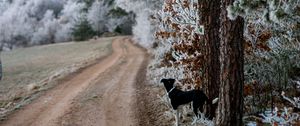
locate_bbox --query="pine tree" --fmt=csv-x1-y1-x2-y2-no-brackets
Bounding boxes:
72,17,96,41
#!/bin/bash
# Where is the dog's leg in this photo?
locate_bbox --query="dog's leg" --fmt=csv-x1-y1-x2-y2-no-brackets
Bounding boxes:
192,102,199,119
175,110,179,126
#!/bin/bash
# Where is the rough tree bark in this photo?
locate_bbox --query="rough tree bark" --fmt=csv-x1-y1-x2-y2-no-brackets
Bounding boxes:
216,0,244,125
198,0,221,119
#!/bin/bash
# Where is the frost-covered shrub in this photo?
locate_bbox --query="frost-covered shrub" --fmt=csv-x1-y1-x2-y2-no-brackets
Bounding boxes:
259,107,299,126
148,0,215,125
282,90,300,109
228,0,300,25
149,0,207,90
0,0,10,16
87,1,109,34
87,0,134,36
229,0,300,123
244,47,300,115
228,0,300,53
115,0,163,48
0,0,84,50
252,84,300,126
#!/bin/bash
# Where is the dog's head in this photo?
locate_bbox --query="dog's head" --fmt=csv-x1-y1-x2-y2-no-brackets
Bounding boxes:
160,78,176,91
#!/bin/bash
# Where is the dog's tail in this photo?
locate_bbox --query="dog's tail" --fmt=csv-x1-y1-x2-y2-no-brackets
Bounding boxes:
206,97,218,105
205,97,219,119
196,90,218,105
212,98,219,104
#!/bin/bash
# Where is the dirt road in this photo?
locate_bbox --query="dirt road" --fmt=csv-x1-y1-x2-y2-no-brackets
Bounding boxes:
1,37,148,126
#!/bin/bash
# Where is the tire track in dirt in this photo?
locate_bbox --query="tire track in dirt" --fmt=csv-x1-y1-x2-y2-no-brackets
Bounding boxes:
57,37,147,126
1,37,146,126
101,38,145,126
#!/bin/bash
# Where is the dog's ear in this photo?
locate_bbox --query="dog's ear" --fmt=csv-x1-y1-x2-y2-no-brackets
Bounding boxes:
160,78,166,83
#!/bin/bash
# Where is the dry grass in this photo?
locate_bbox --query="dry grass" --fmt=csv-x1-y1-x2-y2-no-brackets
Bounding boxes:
0,37,114,119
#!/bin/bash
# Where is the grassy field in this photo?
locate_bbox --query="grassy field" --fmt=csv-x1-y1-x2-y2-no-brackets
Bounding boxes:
0,38,113,116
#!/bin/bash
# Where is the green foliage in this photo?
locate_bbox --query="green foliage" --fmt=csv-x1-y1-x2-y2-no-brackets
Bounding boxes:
84,0,95,8
71,17,96,41
114,26,122,34
78,0,115,12
78,0,95,12
104,0,115,6
108,7,129,18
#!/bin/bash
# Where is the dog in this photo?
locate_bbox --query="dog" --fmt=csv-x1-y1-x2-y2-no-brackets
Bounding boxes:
160,78,218,126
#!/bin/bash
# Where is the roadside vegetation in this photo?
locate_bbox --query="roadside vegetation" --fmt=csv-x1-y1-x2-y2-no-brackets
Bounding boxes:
145,0,300,125
0,0,299,125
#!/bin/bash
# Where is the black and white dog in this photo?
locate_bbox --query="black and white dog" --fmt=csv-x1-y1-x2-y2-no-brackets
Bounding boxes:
160,78,218,126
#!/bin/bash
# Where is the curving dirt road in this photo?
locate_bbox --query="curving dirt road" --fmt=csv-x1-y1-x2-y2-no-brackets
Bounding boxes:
1,37,148,126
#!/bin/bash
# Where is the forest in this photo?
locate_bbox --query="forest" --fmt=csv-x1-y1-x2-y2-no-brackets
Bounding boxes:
0,0,134,51
0,0,300,125
146,0,300,125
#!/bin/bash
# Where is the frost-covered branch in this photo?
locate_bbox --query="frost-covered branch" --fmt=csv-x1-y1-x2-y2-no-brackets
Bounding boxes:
259,107,299,125
282,82,300,109
115,0,163,48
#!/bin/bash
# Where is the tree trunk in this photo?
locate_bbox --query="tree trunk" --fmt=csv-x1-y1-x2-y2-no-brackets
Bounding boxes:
216,0,244,125
198,0,221,119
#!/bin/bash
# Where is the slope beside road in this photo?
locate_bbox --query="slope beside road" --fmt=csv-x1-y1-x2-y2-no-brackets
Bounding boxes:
1,37,148,126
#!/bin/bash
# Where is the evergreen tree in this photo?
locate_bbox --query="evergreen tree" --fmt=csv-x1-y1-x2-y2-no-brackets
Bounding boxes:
114,26,122,34
72,17,96,41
